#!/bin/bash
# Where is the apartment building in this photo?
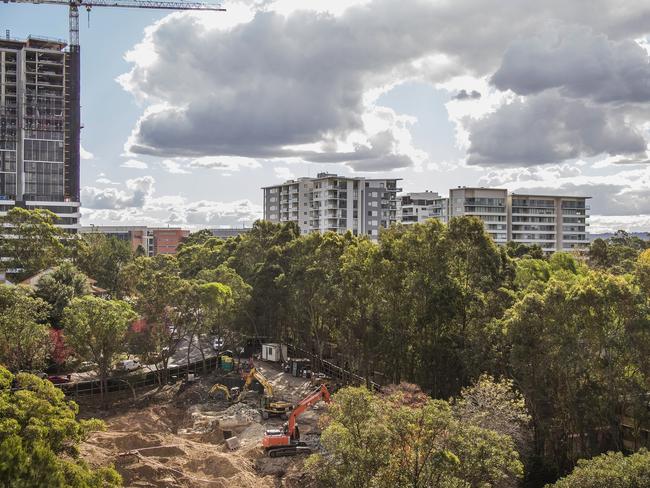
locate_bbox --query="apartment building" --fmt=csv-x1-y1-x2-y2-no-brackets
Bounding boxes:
262,173,401,238
398,191,448,224
509,193,589,251
79,226,189,256
448,187,509,244
0,36,80,231
396,187,590,252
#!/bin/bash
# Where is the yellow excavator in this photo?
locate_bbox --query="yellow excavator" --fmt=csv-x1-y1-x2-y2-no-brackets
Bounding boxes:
209,383,239,402
239,367,293,420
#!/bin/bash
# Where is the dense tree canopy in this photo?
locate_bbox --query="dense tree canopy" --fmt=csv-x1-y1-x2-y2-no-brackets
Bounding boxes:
0,367,120,487
0,207,67,281
0,285,51,372
307,385,523,488
547,450,650,488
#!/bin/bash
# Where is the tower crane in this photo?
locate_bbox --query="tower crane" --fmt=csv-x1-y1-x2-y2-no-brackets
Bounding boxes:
4,0,225,199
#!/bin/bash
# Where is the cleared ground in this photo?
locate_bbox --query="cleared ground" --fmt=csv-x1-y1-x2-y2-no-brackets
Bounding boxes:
79,361,324,487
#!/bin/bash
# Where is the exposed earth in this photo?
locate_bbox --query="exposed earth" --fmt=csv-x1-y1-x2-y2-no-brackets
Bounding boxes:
79,362,325,487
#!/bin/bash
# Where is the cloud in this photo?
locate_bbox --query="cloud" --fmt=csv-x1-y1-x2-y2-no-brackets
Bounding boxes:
81,197,262,229
187,156,262,172
119,0,650,174
274,166,294,180
121,159,149,169
161,159,191,174
453,89,481,101
466,91,647,167
492,24,650,104
81,176,155,209
80,146,94,160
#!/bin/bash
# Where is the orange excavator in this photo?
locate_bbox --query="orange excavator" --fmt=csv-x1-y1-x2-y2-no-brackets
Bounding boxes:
262,384,331,457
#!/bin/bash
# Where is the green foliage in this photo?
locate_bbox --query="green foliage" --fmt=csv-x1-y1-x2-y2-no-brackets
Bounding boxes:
454,375,532,459
62,296,137,399
547,450,650,488
35,262,91,328
0,285,51,372
0,367,121,487
588,231,649,274
0,207,66,281
76,233,133,297
505,271,647,475
308,386,523,488
505,241,545,259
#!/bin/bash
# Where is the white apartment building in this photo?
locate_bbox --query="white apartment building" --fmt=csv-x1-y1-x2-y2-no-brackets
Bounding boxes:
397,191,448,224
397,187,590,252
262,173,401,238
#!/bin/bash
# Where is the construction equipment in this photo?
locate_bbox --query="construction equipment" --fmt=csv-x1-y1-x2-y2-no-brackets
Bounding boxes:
6,0,225,195
209,383,238,402
239,367,293,420
262,384,331,457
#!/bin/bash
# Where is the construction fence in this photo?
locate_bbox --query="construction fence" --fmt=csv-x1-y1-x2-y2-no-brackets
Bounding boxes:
286,344,382,392
55,355,226,398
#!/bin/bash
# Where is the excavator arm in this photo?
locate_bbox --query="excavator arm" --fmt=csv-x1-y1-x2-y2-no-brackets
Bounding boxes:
287,384,330,437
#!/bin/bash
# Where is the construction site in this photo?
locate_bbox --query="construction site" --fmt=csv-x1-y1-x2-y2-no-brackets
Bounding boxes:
78,357,335,488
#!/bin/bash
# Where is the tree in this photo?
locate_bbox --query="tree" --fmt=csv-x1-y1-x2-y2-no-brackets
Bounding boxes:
76,233,133,297
454,375,532,466
0,285,51,372
505,271,646,478
506,241,545,259
35,262,91,328
171,279,232,371
547,450,650,488
195,264,252,341
62,296,137,403
308,386,523,488
178,228,214,250
0,367,121,487
0,207,66,281
121,255,187,382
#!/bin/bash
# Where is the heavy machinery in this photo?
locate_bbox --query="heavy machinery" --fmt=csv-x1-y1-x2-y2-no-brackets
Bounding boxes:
239,367,293,420
209,383,239,402
262,384,331,457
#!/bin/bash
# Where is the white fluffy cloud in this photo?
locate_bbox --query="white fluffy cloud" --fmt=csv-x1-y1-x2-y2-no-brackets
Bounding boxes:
121,159,149,169
82,176,155,209
119,0,650,174
80,146,94,160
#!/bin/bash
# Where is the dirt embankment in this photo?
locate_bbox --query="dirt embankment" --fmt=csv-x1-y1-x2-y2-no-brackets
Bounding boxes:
80,363,322,488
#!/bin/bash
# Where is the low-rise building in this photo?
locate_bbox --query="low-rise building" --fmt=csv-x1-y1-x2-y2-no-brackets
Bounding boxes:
209,227,252,239
79,225,189,256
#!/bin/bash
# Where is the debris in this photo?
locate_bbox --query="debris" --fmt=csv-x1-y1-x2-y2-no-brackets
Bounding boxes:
225,436,241,450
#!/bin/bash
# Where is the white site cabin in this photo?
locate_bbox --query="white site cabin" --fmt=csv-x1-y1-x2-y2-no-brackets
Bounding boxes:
261,343,287,362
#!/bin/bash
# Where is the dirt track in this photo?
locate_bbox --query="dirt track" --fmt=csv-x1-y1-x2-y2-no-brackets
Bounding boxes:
80,361,322,487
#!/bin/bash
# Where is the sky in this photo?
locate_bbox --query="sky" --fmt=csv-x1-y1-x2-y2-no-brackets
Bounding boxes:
3,0,650,232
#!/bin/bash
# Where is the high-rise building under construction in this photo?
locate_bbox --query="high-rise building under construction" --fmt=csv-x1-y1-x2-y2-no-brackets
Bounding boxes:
0,36,80,230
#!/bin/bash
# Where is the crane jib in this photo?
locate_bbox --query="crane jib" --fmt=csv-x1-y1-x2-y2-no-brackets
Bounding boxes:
5,0,225,11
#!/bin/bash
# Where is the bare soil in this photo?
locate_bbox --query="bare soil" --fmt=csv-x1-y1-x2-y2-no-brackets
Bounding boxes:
79,361,322,488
